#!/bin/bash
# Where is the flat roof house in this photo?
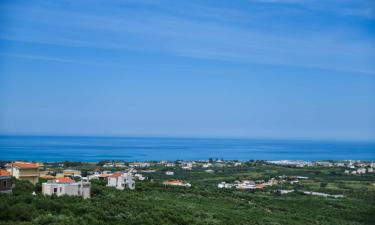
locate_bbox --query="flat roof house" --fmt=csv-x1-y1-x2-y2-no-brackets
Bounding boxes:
8,162,39,185
0,169,12,194
162,180,191,187
63,169,82,177
107,172,135,190
42,177,91,199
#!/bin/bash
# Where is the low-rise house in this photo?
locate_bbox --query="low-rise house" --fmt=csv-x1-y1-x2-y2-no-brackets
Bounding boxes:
88,174,99,180
134,173,146,181
165,171,174,176
0,169,12,193
357,168,366,174
129,162,151,168
290,180,299,184
180,162,193,170
181,166,192,170
315,161,333,167
39,171,55,180
263,178,278,186
303,191,343,198
8,162,39,185
202,163,212,168
279,189,294,194
103,162,115,168
107,172,135,190
162,180,191,187
218,180,258,190
55,173,65,178
140,169,156,173
63,169,82,177
115,162,126,168
218,182,233,189
39,170,52,177
98,173,112,181
214,163,225,168
42,177,91,199
40,174,55,180
236,180,256,190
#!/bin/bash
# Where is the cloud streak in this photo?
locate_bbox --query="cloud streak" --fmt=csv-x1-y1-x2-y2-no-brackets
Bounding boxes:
1,0,374,74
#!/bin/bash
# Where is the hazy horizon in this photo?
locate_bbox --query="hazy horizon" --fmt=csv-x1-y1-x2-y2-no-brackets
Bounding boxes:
1,132,375,143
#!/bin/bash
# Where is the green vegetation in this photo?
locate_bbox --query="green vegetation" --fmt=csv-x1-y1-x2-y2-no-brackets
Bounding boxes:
1,163,374,225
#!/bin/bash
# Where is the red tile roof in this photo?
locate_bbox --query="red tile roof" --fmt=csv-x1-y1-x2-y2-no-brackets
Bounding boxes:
162,180,183,185
110,172,122,177
12,162,39,169
0,169,10,177
55,177,74,183
98,174,111,178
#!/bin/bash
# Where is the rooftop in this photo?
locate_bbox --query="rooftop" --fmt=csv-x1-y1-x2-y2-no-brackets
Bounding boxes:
0,169,10,177
162,180,184,185
110,172,122,177
55,177,74,183
12,162,39,169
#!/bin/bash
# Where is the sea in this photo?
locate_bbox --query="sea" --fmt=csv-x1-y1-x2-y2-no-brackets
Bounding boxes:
0,135,374,162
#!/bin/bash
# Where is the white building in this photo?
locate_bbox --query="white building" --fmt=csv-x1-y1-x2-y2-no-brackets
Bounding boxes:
236,180,256,190
134,173,146,181
357,168,366,174
279,190,294,194
165,171,174,175
180,162,193,170
129,162,150,168
218,182,233,189
303,191,344,198
42,177,91,199
202,163,212,168
107,172,135,190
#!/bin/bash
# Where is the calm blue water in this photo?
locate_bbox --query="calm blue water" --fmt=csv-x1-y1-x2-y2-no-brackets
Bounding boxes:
0,135,374,162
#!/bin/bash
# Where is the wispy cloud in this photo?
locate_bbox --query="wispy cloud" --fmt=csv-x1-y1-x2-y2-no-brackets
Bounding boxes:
1,0,374,74
0,53,110,66
250,0,375,19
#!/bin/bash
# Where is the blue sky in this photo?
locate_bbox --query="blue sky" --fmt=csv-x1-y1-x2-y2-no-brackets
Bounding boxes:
0,0,374,140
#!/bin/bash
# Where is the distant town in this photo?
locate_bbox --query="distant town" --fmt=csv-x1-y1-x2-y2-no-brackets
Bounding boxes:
1,159,374,199
1,158,375,224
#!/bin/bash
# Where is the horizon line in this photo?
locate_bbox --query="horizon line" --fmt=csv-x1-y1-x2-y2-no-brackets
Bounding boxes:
1,132,374,143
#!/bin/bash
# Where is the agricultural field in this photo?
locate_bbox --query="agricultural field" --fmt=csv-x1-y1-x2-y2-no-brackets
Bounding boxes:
0,162,374,225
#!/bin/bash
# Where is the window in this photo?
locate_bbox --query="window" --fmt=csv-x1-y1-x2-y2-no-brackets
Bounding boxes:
60,187,62,192
3,180,7,188
54,188,57,193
